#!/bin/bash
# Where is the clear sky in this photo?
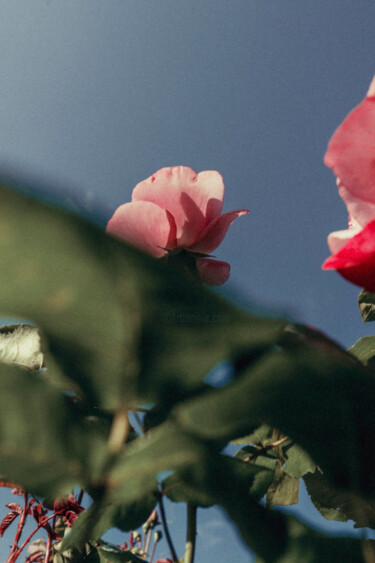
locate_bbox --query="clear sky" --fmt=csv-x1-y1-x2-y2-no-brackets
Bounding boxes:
0,1,375,561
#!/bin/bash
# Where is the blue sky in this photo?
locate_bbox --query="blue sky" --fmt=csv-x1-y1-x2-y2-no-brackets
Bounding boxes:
0,1,375,561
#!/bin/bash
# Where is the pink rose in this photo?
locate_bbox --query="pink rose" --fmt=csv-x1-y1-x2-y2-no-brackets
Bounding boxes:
322,77,375,292
106,166,249,286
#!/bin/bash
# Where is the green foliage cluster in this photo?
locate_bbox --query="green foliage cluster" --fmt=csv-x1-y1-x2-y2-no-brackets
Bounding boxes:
0,183,375,562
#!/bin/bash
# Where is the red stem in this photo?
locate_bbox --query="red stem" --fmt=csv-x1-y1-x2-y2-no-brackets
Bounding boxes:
44,532,52,563
9,512,62,563
7,492,29,563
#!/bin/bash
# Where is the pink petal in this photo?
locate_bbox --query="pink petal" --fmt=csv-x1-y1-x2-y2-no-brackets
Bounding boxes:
189,209,249,254
327,224,361,255
324,80,375,204
132,167,225,247
322,220,375,292
106,201,176,257
196,258,230,286
338,185,375,228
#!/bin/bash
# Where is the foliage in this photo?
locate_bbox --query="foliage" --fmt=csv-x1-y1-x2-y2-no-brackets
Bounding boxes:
0,181,374,562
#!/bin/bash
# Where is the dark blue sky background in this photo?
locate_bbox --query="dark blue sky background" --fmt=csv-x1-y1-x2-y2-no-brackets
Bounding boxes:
1,2,375,561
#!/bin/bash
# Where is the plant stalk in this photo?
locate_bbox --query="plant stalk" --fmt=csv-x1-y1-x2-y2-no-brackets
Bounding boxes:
184,504,197,563
158,493,179,563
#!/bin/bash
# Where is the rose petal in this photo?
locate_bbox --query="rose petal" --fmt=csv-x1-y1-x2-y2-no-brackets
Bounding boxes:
189,209,249,254
324,79,375,204
132,167,225,247
327,228,360,255
106,201,176,257
338,185,375,228
322,220,375,292
196,258,230,286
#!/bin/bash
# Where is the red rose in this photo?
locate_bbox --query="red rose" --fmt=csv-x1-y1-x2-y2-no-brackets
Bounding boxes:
322,77,375,291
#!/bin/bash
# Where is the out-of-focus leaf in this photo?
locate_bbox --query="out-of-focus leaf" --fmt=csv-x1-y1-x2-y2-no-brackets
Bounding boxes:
162,448,287,562
60,491,157,549
231,424,274,445
358,290,375,322
0,183,138,409
175,346,375,495
0,363,106,497
0,182,282,410
349,336,375,366
255,516,371,563
0,324,43,370
163,449,274,507
304,470,375,529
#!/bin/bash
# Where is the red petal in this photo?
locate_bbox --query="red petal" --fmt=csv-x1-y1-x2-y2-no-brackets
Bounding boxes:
322,220,375,292
132,167,225,247
189,209,249,254
196,259,230,286
324,78,375,204
106,201,176,257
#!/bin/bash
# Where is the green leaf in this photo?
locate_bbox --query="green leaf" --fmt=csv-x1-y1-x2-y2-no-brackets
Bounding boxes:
304,470,375,529
0,182,281,410
98,545,144,562
255,516,371,563
0,183,138,409
61,491,157,550
282,442,316,479
265,464,299,508
0,363,107,497
175,345,375,495
234,445,278,472
233,428,316,479
358,290,375,322
349,336,375,366
164,448,287,562
164,448,274,507
53,541,101,562
231,424,274,445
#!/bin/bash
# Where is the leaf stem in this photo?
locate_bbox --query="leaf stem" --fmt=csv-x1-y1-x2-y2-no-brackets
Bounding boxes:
107,408,130,453
158,493,179,563
184,504,197,563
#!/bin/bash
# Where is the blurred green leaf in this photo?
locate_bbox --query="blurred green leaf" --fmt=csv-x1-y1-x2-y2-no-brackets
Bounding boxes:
255,516,371,563
175,346,375,495
0,364,107,497
305,470,375,529
163,448,274,507
231,424,274,446
61,491,157,550
358,290,375,322
0,183,138,409
0,182,281,410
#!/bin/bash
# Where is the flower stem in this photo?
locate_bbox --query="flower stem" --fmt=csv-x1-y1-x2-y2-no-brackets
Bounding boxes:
184,504,197,563
158,493,179,563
